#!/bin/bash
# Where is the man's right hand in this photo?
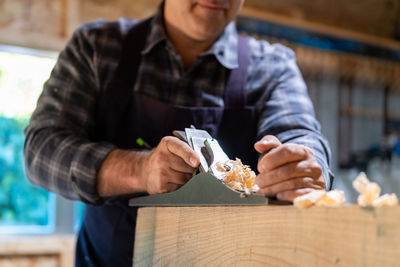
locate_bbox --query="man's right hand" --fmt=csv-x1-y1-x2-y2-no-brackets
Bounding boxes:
97,136,199,197
140,136,200,194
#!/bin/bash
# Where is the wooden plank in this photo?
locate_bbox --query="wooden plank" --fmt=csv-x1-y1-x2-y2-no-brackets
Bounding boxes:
134,205,400,266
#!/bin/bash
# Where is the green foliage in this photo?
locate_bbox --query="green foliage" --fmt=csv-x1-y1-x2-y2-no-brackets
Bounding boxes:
0,116,50,226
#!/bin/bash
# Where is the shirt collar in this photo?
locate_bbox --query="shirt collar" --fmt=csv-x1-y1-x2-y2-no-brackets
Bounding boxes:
142,3,239,70
201,21,239,69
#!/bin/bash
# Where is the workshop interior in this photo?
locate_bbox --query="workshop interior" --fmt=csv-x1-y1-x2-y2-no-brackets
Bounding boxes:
0,0,399,266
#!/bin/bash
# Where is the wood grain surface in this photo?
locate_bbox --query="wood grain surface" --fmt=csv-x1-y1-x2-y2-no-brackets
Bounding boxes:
134,205,400,266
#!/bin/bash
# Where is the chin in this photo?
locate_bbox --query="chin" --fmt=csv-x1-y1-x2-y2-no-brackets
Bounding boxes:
189,22,225,41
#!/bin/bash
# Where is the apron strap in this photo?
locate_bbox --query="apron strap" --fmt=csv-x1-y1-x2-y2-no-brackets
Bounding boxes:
224,35,250,108
96,17,152,138
96,19,250,140
114,17,152,86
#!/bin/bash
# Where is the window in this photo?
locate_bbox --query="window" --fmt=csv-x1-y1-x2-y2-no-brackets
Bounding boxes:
0,45,72,234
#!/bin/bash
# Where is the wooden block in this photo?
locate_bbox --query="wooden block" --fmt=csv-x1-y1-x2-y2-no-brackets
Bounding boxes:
0,255,59,267
134,205,400,266
0,235,76,267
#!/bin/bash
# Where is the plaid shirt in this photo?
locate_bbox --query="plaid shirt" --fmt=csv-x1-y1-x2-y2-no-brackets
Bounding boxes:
24,6,332,204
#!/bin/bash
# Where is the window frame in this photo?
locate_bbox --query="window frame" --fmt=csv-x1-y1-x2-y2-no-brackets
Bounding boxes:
0,44,80,235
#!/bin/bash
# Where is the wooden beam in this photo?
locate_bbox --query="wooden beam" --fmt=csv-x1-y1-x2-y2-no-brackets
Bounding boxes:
396,10,400,41
134,205,400,266
239,6,400,52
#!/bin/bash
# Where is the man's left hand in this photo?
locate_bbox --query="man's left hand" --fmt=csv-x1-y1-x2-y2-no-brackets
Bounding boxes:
254,135,325,202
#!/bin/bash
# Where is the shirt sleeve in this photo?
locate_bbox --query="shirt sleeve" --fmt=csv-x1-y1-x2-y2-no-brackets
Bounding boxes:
254,43,334,189
24,23,117,204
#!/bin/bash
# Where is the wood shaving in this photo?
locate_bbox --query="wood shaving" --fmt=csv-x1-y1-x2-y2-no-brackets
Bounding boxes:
315,190,345,207
293,190,326,209
373,193,399,207
214,158,259,194
294,190,345,209
353,172,398,207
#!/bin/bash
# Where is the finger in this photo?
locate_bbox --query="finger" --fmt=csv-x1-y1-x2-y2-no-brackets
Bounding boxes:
166,183,185,192
152,171,192,194
254,135,281,154
162,136,200,168
258,143,311,172
168,154,197,174
256,177,324,197
255,159,322,188
166,171,193,185
276,188,317,202
315,175,326,189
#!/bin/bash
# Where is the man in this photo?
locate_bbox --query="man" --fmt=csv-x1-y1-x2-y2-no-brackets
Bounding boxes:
24,0,332,266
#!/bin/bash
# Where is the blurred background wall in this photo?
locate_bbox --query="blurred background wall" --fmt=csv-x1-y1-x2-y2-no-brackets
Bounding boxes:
0,0,399,266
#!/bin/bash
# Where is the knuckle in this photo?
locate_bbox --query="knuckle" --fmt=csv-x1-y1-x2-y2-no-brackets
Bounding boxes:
295,161,307,173
288,178,301,189
301,147,310,158
282,144,305,158
303,177,314,186
318,177,326,188
159,136,168,145
281,145,294,158
292,144,309,158
303,146,314,156
162,136,173,142
293,178,302,188
310,162,322,176
160,136,174,147
276,167,287,180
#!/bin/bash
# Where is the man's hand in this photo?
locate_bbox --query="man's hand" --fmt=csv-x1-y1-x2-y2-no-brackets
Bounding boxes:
254,135,325,202
97,136,199,197
140,136,199,194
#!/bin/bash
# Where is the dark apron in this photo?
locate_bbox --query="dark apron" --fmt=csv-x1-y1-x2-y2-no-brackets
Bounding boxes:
76,18,258,267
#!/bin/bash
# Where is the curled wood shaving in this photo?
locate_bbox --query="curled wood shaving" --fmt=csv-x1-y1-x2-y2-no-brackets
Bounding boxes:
214,158,259,194
353,172,398,207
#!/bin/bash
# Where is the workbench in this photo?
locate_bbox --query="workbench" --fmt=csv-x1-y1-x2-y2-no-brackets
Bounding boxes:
134,205,400,266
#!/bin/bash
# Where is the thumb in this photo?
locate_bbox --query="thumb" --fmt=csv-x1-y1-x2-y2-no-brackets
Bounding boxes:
254,135,281,154
164,136,200,168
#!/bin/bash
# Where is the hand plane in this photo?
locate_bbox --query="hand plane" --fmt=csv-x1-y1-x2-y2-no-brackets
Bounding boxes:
128,127,268,206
